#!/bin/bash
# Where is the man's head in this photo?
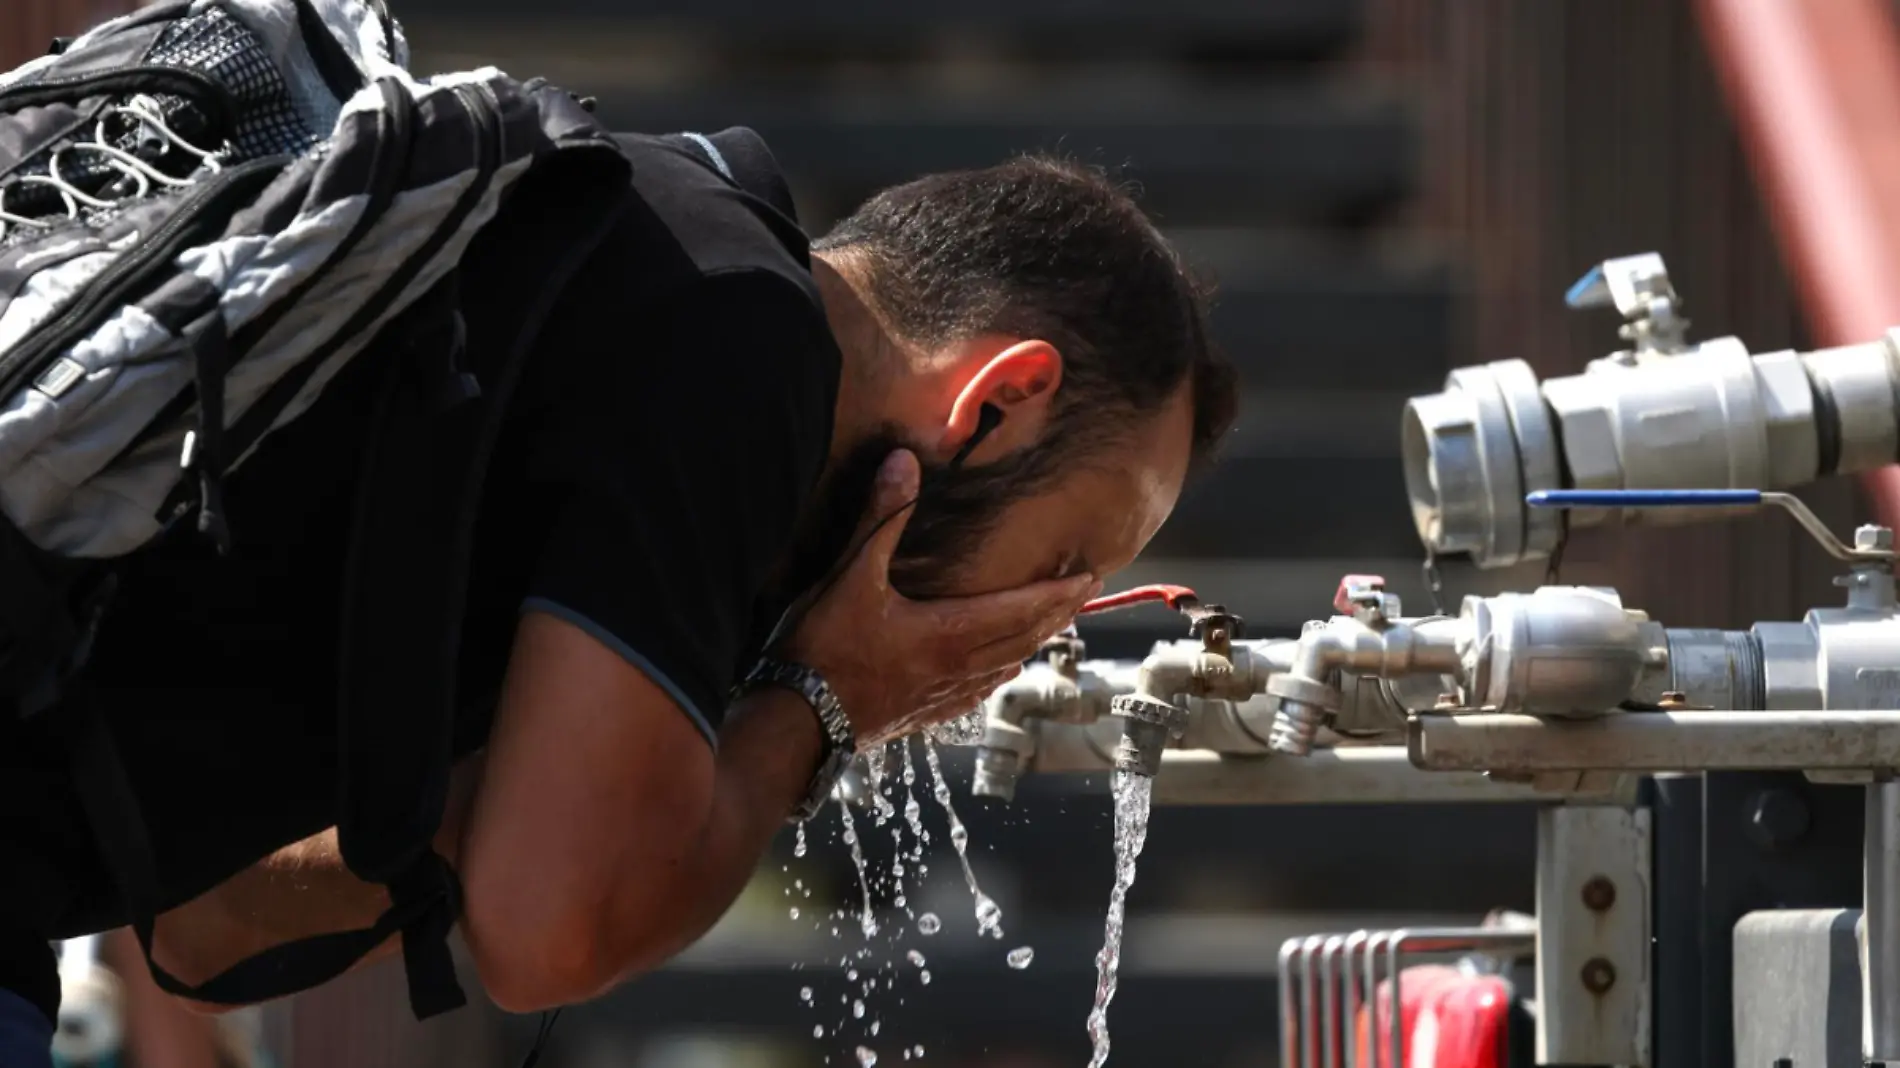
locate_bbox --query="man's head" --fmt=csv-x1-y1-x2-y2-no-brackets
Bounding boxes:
810,155,1239,599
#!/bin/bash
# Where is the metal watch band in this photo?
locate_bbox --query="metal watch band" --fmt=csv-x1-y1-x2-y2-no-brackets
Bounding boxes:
735,658,855,821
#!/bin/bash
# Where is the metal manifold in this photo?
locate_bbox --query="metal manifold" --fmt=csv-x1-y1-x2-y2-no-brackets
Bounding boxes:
923,253,1900,1068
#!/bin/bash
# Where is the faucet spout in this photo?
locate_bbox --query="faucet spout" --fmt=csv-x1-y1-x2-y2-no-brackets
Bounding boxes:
1108,642,1271,778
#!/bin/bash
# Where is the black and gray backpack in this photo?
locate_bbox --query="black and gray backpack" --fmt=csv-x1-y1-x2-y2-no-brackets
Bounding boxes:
0,0,630,1020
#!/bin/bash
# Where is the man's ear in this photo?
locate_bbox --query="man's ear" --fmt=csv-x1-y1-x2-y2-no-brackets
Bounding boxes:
941,339,1063,465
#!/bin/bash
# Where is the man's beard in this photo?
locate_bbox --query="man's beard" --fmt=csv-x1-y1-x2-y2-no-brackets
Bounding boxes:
780,425,1063,603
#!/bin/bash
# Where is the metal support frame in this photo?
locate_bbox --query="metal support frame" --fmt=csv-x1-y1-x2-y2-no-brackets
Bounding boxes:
1651,772,1866,1068
1864,780,1900,1063
1535,805,1653,1067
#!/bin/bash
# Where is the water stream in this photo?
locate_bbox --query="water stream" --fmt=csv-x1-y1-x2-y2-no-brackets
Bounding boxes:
921,738,1004,939
1085,770,1155,1068
836,802,880,939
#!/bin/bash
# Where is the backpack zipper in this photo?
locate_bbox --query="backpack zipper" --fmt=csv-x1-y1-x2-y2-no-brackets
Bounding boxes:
0,66,235,143
0,156,286,402
158,78,505,520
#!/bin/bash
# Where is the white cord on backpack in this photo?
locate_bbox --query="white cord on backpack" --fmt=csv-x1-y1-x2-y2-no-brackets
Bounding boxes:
0,94,222,242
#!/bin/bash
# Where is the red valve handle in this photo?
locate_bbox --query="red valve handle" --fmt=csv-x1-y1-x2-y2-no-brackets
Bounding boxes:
1079,584,1201,615
1333,574,1388,615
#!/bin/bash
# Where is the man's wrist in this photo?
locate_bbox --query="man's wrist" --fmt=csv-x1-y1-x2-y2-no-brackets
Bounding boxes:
732,658,856,821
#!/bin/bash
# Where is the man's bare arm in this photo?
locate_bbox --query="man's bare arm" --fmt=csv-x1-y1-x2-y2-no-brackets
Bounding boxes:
455,610,822,1012
148,758,484,1009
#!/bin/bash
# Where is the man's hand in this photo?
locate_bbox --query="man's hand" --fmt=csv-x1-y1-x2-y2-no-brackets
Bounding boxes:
781,449,1099,748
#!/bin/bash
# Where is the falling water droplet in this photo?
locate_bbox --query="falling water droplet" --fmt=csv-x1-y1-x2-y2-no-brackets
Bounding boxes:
865,745,896,825
919,969,931,985
800,987,813,1002
1007,946,1035,970
906,950,926,967
847,969,859,982
813,1025,825,1039
853,999,865,1019
790,907,801,920
856,1047,879,1067
916,913,941,936
870,1020,881,1037
900,739,931,866
794,821,808,858
923,739,1004,939
838,803,880,939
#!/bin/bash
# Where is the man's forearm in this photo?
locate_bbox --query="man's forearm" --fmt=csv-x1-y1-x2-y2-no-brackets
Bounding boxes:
152,759,484,1001
591,687,824,988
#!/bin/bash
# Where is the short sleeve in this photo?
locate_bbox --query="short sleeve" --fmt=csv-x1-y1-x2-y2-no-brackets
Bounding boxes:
522,269,839,747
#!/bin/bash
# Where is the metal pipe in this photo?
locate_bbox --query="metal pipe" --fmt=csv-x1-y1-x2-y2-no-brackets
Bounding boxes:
1409,711,1900,772
1692,0,1900,526
1032,747,1639,807
1867,780,1900,1061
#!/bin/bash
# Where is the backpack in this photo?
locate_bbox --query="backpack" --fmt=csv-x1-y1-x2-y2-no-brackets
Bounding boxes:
0,0,631,1021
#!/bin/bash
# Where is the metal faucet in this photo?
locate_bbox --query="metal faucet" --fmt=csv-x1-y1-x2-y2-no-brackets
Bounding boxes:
1266,575,1468,756
1097,589,1265,777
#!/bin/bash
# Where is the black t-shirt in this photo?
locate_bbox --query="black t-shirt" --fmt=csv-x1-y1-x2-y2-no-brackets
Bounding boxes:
0,127,843,1020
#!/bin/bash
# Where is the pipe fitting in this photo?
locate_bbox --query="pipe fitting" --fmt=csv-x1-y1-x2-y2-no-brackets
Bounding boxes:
1265,616,1467,756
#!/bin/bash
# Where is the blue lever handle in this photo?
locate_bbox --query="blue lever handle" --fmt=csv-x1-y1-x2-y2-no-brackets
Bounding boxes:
1525,489,1763,508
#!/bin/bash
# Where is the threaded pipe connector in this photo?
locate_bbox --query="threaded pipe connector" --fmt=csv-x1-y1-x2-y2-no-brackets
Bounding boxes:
1264,673,1343,757
1109,694,1189,778
1266,701,1326,756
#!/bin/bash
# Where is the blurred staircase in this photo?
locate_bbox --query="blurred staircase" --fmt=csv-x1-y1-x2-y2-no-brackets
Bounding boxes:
402,0,1461,658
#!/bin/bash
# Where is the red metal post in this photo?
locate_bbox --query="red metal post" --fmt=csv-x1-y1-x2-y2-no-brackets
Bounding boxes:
1693,0,1900,526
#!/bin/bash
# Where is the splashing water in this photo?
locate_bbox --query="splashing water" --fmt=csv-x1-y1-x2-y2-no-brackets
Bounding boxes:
1086,771,1154,1068
1006,946,1035,970
794,821,808,858
864,744,896,825
900,739,930,881
922,738,1003,938
926,704,986,746
890,825,909,911
837,803,880,939
856,1047,879,1067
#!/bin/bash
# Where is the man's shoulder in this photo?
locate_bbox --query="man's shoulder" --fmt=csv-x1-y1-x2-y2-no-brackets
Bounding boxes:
607,127,817,301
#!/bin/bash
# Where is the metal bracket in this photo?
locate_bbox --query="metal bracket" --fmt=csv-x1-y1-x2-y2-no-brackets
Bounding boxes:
1409,711,1900,775
1536,805,1653,1067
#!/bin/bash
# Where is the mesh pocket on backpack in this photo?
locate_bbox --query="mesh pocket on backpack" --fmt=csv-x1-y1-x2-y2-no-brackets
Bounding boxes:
0,7,323,246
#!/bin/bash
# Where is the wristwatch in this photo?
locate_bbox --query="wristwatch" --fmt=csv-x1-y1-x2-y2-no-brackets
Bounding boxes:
734,658,856,822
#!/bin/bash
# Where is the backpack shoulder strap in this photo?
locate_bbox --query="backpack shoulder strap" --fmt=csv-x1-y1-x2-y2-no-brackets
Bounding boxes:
329,129,632,1017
